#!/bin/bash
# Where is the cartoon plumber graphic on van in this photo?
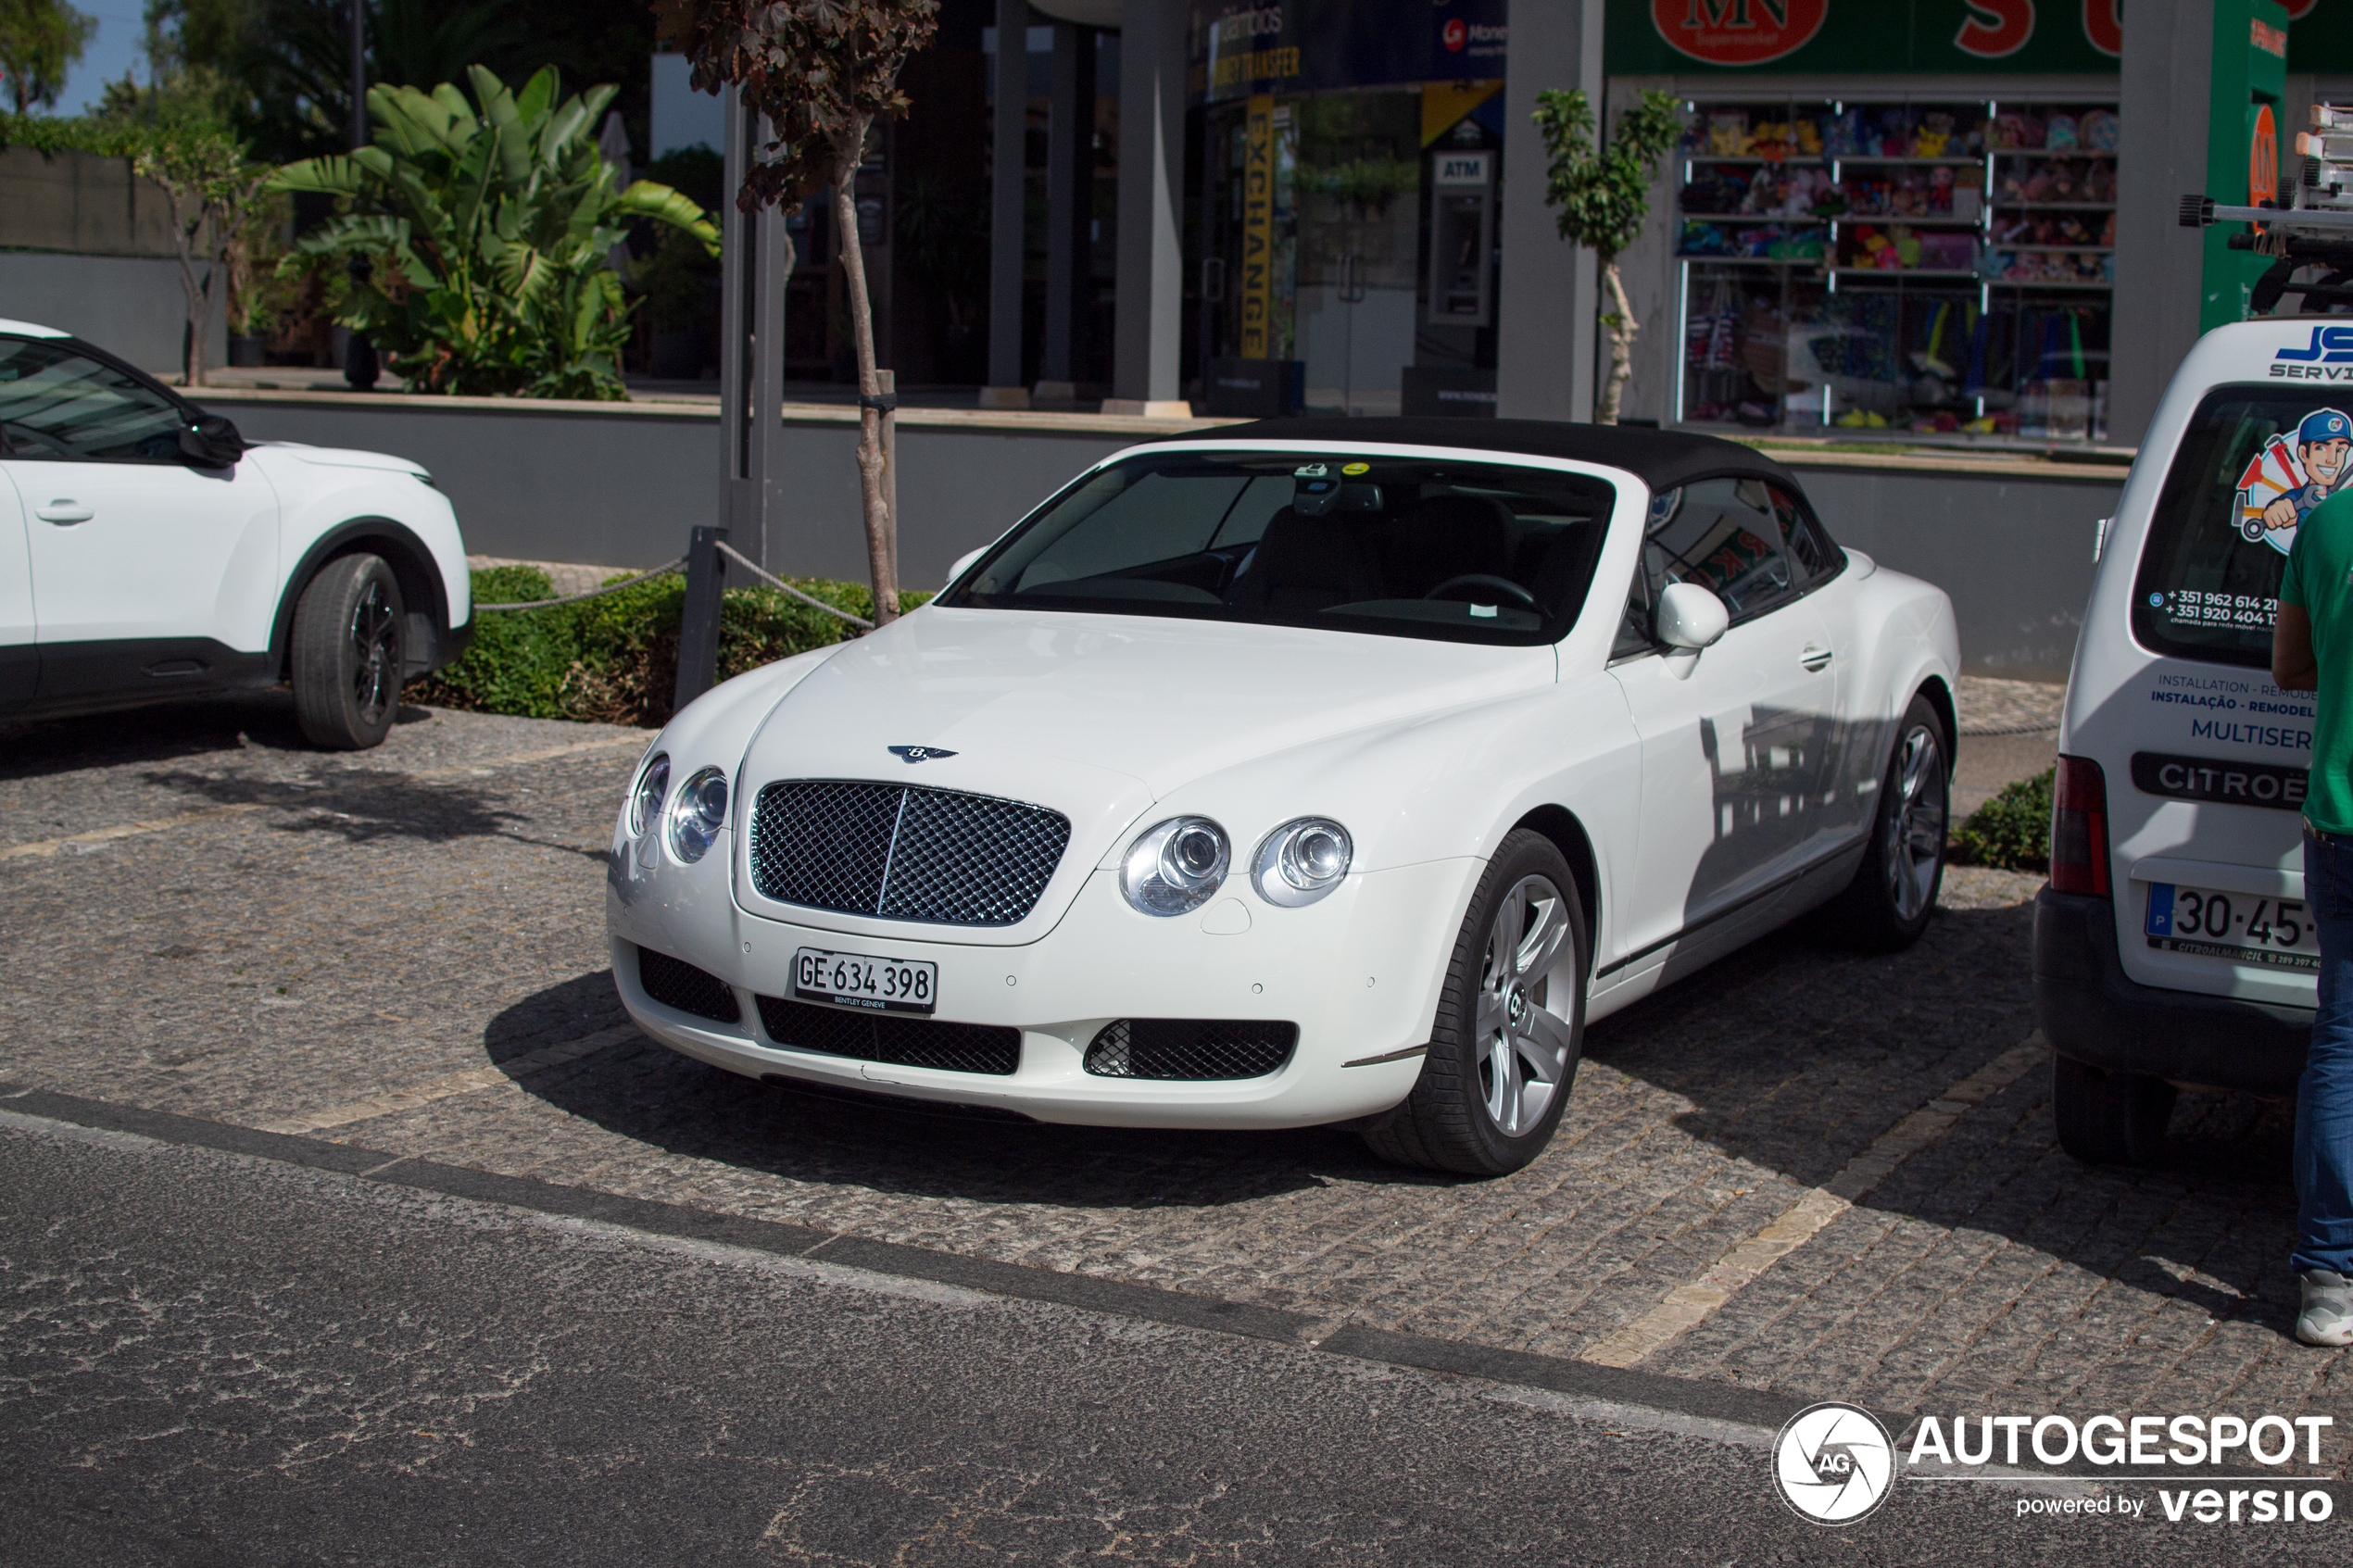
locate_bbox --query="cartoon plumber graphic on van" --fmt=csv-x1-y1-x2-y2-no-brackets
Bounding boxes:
2239,407,2353,552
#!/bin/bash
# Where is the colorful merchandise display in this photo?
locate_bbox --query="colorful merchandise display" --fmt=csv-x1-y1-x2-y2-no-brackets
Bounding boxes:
1674,97,2114,442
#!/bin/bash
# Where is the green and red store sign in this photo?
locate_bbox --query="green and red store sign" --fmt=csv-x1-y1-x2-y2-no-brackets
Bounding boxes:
1604,0,2349,76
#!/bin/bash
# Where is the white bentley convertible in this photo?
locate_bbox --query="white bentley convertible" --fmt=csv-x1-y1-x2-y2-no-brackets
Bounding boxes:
608,420,1959,1174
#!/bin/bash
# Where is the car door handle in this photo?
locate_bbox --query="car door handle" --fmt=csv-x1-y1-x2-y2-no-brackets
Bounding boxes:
35,499,93,524
1799,645,1833,671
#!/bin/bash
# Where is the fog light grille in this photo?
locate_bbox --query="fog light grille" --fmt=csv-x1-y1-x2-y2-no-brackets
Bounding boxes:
636,946,741,1024
756,995,1021,1076
1084,1019,1297,1081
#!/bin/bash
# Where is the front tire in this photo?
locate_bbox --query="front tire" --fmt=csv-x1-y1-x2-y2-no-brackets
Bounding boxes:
1364,830,1587,1177
1822,693,1948,950
291,553,405,749
2051,1054,2175,1165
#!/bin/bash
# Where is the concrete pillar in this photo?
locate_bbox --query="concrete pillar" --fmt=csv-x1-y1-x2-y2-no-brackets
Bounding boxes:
1110,0,1189,416
984,0,1031,408
719,86,788,569
2112,0,2217,447
1495,0,1602,424
1038,22,1097,400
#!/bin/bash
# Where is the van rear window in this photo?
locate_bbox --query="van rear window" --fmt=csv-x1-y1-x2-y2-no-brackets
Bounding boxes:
2132,386,2350,669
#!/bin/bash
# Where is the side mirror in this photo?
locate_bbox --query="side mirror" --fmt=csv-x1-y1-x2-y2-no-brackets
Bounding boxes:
945,545,988,586
1655,581,1730,650
178,413,245,467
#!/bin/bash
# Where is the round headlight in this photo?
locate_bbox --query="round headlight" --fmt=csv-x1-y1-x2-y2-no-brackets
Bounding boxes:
1252,818,1353,907
666,766,729,862
629,753,670,836
1120,816,1230,916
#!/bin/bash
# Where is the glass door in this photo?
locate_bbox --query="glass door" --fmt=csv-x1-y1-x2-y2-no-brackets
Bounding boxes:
1290,91,1422,416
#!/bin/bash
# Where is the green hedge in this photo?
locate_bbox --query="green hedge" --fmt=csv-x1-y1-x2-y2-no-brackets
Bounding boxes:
412,566,925,728
1949,767,2054,873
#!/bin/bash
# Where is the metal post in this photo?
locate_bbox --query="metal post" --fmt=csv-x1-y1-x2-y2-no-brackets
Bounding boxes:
983,0,1030,407
720,86,790,570
1039,22,1095,400
673,526,730,712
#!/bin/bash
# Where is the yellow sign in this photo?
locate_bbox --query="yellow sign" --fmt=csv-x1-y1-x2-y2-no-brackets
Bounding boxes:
1239,94,1275,361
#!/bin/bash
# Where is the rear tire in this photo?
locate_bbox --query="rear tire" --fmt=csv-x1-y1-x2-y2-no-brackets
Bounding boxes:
1821,693,1948,951
292,553,405,750
2051,1054,2175,1166
1363,830,1587,1177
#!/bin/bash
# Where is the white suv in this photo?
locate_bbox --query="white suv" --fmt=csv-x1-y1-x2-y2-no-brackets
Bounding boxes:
0,319,471,747
2040,318,2322,1160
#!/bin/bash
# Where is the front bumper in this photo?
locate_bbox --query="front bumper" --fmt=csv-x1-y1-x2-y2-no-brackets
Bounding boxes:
607,837,1477,1129
2033,886,2310,1095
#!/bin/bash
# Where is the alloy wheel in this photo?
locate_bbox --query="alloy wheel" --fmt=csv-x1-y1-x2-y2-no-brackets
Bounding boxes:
1881,723,1946,922
348,579,399,722
1472,873,1579,1136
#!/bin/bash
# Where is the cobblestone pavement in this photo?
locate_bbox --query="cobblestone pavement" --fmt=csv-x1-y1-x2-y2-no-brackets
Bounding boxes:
2,696,2337,1474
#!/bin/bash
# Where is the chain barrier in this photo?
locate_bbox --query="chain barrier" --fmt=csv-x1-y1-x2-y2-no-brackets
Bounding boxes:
475,558,686,611
714,541,875,630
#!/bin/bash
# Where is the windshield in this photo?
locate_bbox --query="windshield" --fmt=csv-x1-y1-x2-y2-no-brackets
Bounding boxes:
2132,385,2331,669
941,450,1617,646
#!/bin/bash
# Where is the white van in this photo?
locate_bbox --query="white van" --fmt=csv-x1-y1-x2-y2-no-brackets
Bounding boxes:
2039,318,2326,1162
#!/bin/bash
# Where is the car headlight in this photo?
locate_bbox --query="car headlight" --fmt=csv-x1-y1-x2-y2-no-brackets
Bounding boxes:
667,767,729,862
1251,818,1353,907
1120,816,1230,916
629,753,670,836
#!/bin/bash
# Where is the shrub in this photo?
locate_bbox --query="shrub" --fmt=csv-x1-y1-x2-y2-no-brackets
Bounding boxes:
412,565,924,727
1949,767,2054,872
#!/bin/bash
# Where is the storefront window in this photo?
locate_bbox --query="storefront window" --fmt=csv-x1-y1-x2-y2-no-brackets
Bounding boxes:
1673,95,2117,444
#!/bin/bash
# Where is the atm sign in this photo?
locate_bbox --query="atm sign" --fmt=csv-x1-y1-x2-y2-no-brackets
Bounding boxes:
1434,153,1491,187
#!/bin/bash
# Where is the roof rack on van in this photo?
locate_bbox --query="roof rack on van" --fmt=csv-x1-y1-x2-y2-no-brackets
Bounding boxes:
2181,102,2353,314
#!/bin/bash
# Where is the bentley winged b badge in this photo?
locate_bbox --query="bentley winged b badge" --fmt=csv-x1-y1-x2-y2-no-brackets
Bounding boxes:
887,746,958,763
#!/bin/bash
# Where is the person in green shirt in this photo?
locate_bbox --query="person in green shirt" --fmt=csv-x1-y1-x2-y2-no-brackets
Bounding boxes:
2275,480,2353,1347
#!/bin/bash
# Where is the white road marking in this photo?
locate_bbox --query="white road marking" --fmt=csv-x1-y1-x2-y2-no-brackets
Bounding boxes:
1576,1035,2049,1370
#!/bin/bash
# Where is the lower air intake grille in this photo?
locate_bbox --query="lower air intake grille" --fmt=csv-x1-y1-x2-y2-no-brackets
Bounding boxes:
636,946,741,1023
1084,1019,1298,1081
749,780,1071,927
757,995,1021,1076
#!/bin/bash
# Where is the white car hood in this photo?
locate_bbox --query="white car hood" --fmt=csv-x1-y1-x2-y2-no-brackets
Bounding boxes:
738,604,1554,819
252,442,427,476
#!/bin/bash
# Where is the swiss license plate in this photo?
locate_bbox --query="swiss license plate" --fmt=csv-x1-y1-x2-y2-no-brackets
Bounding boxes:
2145,884,2320,972
792,947,938,1014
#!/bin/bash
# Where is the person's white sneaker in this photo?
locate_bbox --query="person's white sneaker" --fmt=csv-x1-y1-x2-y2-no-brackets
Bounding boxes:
2298,1269,2353,1347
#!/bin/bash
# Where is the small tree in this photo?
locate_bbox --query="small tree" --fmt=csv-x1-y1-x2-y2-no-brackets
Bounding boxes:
0,0,94,116
656,0,941,626
134,122,273,387
1532,87,1680,426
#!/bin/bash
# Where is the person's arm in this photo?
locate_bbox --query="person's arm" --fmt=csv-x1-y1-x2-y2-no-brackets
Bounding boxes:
2275,601,2320,692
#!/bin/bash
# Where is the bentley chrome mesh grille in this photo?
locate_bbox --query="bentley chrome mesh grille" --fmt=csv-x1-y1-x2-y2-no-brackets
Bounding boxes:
1083,1019,1299,1081
757,995,1022,1075
750,781,1070,927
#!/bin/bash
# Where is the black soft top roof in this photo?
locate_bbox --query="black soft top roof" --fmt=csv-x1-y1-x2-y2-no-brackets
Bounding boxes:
1153,416,1799,494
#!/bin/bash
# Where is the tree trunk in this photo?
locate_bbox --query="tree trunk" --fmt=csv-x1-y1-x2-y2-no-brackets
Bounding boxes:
1597,259,1638,427
165,194,212,389
831,117,899,627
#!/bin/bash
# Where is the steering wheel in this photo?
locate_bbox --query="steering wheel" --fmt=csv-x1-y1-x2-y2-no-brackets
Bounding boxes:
1423,573,1541,612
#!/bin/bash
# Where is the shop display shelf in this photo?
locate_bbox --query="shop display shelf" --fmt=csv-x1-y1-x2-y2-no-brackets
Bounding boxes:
1679,254,1825,267
1992,244,2112,254
1983,277,2113,291
1995,147,2119,157
1679,213,1831,224
1828,267,1982,280
1992,201,2116,211
1833,213,1988,227
1830,155,1989,166
1680,154,1832,166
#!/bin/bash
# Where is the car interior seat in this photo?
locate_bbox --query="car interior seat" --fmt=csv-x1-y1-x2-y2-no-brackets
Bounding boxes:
1224,506,1385,613
1381,494,1519,600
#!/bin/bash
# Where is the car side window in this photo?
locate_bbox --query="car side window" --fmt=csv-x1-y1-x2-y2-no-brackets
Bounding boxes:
1640,477,1802,623
0,338,186,462
1766,483,1842,585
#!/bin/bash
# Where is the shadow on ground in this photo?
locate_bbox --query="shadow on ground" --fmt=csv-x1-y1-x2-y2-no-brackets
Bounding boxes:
488,898,2302,1336
0,691,434,781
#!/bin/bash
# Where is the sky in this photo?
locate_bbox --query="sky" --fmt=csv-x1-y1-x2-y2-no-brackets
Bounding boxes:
53,2,148,117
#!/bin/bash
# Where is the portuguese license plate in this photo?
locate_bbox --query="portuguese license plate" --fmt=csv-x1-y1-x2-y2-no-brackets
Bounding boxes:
2145,884,2320,972
792,947,938,1013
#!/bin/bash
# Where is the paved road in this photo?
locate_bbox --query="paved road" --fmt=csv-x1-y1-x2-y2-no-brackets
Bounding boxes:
0,693,2335,1486
3,1110,2323,1566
